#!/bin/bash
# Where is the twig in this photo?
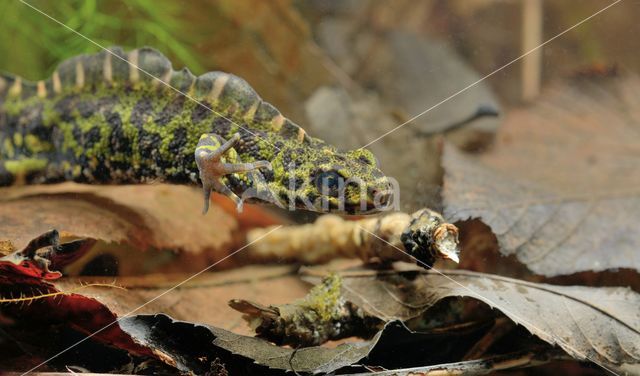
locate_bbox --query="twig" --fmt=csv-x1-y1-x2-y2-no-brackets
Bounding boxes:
229,273,381,346
246,208,459,268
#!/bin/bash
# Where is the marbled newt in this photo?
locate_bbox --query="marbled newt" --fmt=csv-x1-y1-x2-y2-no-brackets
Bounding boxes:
0,47,392,214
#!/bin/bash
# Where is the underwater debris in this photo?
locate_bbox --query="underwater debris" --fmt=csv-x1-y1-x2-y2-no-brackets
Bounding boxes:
229,273,381,347
246,208,460,268
0,229,95,279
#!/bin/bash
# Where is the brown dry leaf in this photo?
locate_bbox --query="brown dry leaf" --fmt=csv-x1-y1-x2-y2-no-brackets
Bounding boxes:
443,75,640,276
55,265,309,336
0,183,237,251
0,183,284,274
120,313,387,374
308,265,640,370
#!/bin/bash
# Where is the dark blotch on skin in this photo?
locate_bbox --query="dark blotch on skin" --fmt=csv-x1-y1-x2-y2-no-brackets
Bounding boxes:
98,96,117,110
279,119,300,140
53,95,79,122
236,129,265,159
306,192,318,204
106,111,130,154
130,98,153,128
281,153,296,169
108,160,133,181
155,96,186,126
21,103,43,127
4,113,19,133
76,99,99,118
191,101,211,125
295,196,311,208
281,175,304,190
92,156,113,183
168,127,187,157
358,155,374,166
278,191,290,203
162,127,193,182
261,168,274,183
84,126,101,150
138,131,162,162
227,174,252,194
72,126,83,146
211,117,232,139
22,103,52,147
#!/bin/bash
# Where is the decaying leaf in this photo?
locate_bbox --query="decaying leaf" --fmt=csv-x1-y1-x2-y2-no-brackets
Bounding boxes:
0,232,160,372
230,273,381,346
0,183,283,274
120,313,499,374
119,313,384,374
443,75,640,276
55,265,310,336
247,208,460,267
0,183,239,251
304,265,640,370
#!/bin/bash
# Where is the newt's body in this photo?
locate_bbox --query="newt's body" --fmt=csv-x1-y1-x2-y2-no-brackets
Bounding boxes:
0,47,391,213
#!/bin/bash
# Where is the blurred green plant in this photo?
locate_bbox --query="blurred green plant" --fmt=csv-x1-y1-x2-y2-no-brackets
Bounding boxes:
0,0,205,80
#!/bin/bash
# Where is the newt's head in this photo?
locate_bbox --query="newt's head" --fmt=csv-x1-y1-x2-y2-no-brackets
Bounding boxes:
265,141,395,214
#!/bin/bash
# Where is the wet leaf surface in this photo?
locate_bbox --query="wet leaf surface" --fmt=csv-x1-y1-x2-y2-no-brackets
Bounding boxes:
305,265,640,369
0,183,284,275
119,313,488,374
119,313,382,374
54,265,309,336
443,76,640,276
0,183,239,252
0,235,160,372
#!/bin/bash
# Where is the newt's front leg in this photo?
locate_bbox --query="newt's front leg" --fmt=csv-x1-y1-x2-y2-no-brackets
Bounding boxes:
195,133,271,214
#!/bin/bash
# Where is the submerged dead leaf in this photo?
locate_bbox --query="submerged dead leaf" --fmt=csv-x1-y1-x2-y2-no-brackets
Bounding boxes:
307,265,640,370
55,265,309,336
443,75,640,276
120,313,491,374
119,313,384,374
0,236,159,371
0,183,284,274
0,183,238,252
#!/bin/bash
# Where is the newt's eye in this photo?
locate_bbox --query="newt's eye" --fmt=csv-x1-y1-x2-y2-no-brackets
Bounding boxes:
315,170,342,197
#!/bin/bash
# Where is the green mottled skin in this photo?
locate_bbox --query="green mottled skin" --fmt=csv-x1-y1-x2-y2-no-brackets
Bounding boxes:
0,47,389,213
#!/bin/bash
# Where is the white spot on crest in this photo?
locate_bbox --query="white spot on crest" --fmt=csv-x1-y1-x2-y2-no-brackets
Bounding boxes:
103,53,113,82
37,81,47,98
75,61,85,88
8,77,21,96
244,101,259,121
271,114,285,131
209,75,229,101
128,50,140,82
297,127,306,142
52,71,62,93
